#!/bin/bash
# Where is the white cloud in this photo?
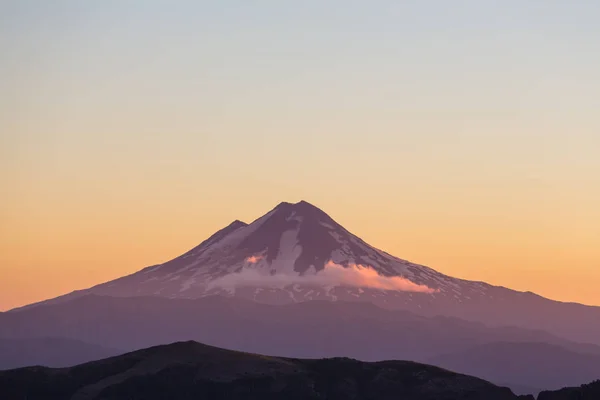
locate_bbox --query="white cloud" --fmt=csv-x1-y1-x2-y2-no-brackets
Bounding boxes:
207,260,437,293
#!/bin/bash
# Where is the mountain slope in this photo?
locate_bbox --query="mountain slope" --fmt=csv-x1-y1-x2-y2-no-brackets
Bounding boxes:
429,342,600,395
12,200,600,345
0,337,123,370
0,340,525,400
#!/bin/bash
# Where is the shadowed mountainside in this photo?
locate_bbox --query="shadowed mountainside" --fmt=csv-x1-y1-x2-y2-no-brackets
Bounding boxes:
1,294,599,394
429,342,600,395
0,337,123,370
2,295,599,361
0,340,527,400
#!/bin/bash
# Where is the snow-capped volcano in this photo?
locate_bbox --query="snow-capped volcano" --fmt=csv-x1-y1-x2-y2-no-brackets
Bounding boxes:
87,200,486,305
14,200,600,345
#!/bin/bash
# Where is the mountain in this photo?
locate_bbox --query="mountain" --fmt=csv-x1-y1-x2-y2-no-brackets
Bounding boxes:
2,294,600,395
538,380,600,400
0,340,527,400
0,337,123,370
17,200,600,345
429,342,600,395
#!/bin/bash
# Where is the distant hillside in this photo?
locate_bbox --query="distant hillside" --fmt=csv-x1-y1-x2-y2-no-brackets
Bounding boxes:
0,337,123,370
0,340,525,400
429,342,600,395
3,294,600,395
3,294,597,361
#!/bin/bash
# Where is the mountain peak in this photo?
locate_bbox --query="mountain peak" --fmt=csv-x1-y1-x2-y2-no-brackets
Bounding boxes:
271,200,331,221
230,219,248,228
274,199,318,209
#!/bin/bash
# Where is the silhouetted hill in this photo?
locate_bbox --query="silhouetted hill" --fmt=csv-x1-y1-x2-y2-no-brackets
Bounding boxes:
538,380,600,400
0,340,525,400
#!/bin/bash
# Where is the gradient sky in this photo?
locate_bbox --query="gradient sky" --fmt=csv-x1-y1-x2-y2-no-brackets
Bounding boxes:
1,1,600,311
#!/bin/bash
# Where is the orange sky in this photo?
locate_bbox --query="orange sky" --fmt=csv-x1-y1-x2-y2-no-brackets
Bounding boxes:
2,2,600,310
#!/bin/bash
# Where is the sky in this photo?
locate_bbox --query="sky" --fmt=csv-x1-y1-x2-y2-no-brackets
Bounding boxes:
1,0,599,311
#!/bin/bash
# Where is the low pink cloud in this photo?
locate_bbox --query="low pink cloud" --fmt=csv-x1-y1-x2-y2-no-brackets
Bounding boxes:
208,259,437,294
322,261,438,293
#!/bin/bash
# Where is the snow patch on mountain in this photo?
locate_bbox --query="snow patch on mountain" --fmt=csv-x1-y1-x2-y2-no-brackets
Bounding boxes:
270,229,303,274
